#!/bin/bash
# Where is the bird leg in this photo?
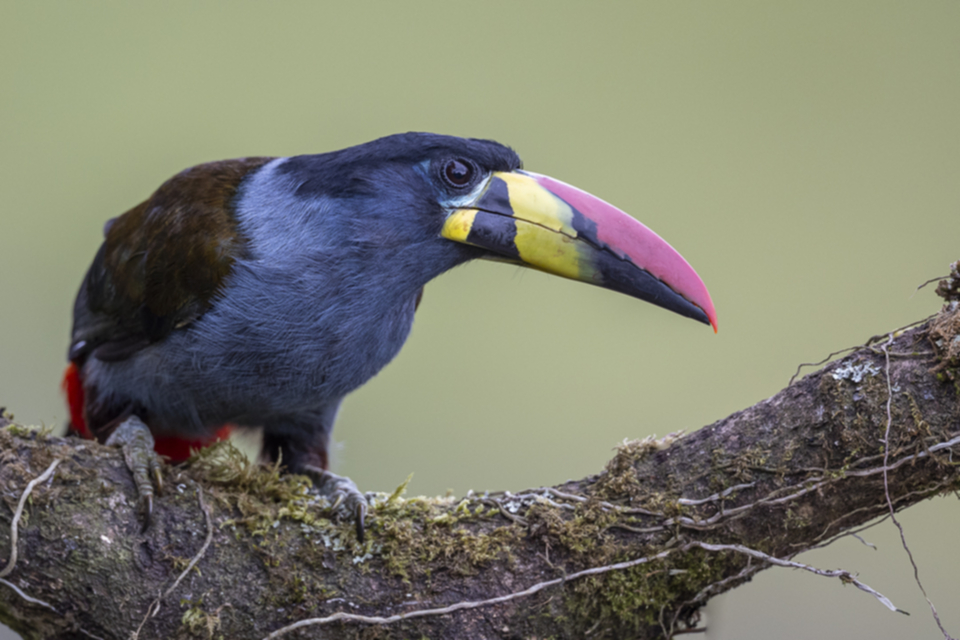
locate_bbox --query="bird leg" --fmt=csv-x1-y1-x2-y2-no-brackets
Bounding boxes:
300,465,368,543
262,420,368,543
105,415,162,529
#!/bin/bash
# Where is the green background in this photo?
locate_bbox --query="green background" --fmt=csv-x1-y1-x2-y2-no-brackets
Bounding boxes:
1,2,958,638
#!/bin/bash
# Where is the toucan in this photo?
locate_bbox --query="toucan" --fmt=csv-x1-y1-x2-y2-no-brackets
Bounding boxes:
63,132,717,540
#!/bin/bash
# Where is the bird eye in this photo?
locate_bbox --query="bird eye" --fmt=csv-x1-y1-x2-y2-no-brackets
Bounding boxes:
443,158,475,188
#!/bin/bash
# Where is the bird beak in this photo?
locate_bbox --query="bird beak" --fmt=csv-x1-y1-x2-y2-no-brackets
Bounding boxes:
442,170,718,331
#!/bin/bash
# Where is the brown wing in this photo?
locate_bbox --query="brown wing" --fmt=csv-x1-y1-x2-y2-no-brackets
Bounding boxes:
69,157,274,363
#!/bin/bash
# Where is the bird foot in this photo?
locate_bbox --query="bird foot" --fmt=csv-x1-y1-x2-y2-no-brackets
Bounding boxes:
105,415,162,530
302,465,368,543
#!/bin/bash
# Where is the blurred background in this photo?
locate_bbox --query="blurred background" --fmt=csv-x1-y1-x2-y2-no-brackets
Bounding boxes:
1,2,958,638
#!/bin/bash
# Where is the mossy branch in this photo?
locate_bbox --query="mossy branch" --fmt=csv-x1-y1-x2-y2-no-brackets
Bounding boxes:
1,266,959,640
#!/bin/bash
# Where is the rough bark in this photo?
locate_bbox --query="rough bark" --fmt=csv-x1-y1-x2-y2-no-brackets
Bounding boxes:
1,268,959,640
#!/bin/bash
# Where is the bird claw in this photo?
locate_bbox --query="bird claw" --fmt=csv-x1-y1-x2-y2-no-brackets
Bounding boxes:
105,416,162,530
303,466,368,543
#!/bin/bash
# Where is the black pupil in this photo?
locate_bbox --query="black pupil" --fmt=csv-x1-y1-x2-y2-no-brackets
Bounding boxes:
445,159,472,186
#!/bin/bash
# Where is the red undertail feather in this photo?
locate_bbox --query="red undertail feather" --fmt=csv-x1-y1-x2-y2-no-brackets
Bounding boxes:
62,363,233,463
153,427,233,462
63,363,92,439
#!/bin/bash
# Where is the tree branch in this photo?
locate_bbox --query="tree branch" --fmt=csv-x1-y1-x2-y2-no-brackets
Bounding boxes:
2,265,959,640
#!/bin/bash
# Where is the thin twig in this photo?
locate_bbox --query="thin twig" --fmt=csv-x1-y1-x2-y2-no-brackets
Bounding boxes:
161,486,213,600
880,335,957,640
606,522,668,535
540,487,624,513
677,482,756,506
688,561,761,607
845,435,960,477
802,475,956,551
663,477,833,530
668,560,763,636
915,274,950,294
621,506,666,517
261,549,677,639
666,435,960,533
132,485,214,640
789,346,860,386
541,487,588,502
692,542,905,614
0,576,58,612
865,316,937,347
75,627,107,640
500,490,577,511
849,532,877,550
1,458,61,578
803,513,889,551
480,498,528,525
788,314,935,386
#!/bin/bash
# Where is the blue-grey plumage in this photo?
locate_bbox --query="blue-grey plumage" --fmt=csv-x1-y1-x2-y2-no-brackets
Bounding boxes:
66,132,716,536
72,134,520,468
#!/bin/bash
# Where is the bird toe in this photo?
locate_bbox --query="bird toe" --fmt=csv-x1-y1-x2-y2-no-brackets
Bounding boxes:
301,466,369,543
105,415,163,529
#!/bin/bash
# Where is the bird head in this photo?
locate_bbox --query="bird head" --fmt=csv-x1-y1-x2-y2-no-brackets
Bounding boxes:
275,132,716,329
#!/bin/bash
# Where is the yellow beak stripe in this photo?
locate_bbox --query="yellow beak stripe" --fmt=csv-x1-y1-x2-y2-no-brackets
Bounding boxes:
513,218,589,281
497,172,578,237
440,208,477,243
442,172,601,284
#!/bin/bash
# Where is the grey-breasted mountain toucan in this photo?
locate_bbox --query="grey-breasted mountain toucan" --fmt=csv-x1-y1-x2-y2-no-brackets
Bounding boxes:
64,132,717,540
